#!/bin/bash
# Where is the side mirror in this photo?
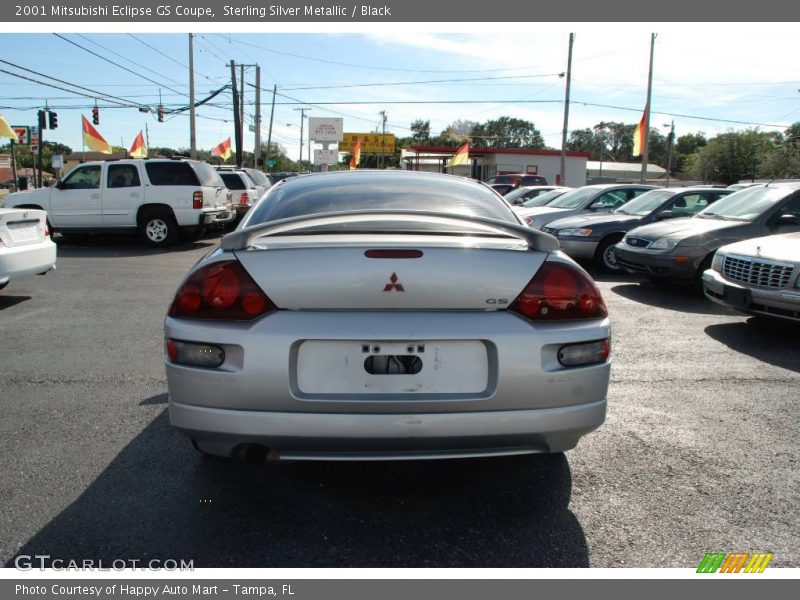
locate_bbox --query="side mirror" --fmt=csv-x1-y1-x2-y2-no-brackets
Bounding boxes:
773,213,799,227
655,210,676,220
54,179,63,190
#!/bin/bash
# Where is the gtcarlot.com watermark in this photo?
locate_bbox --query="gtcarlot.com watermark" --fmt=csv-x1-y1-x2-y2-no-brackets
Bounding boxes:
14,554,194,571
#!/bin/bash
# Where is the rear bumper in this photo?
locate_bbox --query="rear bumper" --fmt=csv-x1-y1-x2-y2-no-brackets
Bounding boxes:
703,268,800,322
0,239,56,284
170,399,607,460
199,209,236,227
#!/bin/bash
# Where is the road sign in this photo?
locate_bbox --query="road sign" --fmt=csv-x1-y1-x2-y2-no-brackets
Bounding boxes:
11,126,30,145
266,159,276,167
51,154,63,170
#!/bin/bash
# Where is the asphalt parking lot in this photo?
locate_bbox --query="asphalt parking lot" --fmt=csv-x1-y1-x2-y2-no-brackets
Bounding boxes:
1,233,798,568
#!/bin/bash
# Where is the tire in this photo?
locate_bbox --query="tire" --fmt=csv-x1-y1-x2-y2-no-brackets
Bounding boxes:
594,236,624,272
140,209,178,247
693,254,714,296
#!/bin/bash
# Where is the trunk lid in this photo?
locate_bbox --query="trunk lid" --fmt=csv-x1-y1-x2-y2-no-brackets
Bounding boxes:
235,235,545,310
0,208,48,248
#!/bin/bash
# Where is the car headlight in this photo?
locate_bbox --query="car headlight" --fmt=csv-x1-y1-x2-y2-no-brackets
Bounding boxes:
557,228,593,237
650,237,680,250
711,252,725,272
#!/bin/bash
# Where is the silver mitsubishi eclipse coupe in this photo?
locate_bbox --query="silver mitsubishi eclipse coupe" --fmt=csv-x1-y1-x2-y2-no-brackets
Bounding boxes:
164,170,611,463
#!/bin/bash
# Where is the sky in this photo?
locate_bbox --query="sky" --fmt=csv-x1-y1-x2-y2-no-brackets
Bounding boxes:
2,25,800,162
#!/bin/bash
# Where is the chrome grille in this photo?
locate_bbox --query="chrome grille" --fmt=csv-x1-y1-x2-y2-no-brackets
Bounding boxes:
722,255,794,289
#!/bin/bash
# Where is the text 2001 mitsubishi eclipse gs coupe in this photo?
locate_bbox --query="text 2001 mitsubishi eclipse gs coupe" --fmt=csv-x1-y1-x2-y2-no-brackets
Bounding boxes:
164,171,611,463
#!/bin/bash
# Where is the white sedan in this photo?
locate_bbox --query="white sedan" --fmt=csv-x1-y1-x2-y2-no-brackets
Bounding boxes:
0,208,57,291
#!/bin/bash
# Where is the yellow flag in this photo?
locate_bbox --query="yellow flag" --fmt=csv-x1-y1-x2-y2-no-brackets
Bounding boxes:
446,142,469,168
0,114,17,140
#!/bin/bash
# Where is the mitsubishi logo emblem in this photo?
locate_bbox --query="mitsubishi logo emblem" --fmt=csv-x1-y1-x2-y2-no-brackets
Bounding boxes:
383,272,404,292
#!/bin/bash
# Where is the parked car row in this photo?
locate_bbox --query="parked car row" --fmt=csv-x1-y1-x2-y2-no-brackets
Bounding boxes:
527,181,800,323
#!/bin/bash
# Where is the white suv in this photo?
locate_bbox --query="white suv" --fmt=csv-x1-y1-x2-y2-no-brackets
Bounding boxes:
3,158,235,246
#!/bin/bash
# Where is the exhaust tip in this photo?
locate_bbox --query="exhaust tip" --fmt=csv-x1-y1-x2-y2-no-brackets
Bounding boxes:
235,444,279,465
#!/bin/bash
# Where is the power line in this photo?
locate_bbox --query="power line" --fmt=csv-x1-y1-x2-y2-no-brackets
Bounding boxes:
53,34,187,98
279,72,563,91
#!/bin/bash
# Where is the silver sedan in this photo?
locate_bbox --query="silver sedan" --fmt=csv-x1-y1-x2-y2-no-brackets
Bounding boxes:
165,170,611,463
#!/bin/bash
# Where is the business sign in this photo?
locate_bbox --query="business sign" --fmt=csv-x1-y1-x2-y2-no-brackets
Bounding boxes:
11,126,30,145
51,154,64,170
313,148,339,165
340,133,396,153
30,125,39,151
308,117,343,142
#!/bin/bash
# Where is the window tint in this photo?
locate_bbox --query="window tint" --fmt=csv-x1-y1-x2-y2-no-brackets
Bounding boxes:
145,162,199,186
192,161,224,187
107,164,141,189
219,173,246,190
62,165,101,190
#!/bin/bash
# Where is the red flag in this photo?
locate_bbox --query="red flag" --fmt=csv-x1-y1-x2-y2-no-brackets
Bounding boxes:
212,137,232,160
129,130,147,158
349,138,362,170
82,116,112,154
633,105,648,157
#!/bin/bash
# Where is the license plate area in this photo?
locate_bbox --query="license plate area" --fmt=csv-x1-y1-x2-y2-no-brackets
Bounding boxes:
6,220,40,243
295,340,490,397
723,285,751,308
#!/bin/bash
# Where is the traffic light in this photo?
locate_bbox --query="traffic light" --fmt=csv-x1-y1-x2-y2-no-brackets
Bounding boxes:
38,110,46,130
157,104,164,123
92,106,99,126
48,111,58,130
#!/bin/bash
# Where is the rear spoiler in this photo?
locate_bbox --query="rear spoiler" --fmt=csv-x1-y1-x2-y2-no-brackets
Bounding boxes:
220,210,559,252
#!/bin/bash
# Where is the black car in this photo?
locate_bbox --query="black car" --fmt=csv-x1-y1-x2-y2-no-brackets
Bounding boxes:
543,187,731,271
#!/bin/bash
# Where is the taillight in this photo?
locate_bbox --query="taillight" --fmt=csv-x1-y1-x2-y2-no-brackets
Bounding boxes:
169,260,276,320
193,191,203,209
239,192,248,205
509,261,607,321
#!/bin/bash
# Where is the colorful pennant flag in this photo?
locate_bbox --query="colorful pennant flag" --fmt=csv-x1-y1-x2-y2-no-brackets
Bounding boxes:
0,113,17,140
632,105,648,157
212,137,232,161
129,130,147,158
82,115,112,154
349,137,362,170
446,142,470,168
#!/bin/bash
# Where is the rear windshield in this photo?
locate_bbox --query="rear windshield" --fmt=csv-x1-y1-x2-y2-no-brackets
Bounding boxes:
219,173,246,190
247,172,520,225
244,169,270,187
145,162,199,186
192,161,225,187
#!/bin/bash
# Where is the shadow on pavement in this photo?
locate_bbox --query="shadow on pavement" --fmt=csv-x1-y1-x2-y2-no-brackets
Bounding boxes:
8,396,588,568
0,294,31,310
611,281,737,315
54,233,222,258
705,319,800,373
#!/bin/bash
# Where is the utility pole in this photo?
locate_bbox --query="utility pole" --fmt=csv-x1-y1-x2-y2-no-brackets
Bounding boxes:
230,61,242,168
294,107,310,164
37,107,44,188
665,120,674,188
560,33,574,187
640,33,656,183
379,110,387,168
188,33,197,159
254,65,261,168
266,84,276,172
145,123,150,155
240,64,245,164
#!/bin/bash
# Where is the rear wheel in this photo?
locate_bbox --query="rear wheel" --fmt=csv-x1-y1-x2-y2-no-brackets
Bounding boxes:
140,209,177,247
594,236,624,272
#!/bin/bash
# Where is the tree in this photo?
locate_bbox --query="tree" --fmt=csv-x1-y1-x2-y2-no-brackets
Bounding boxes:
470,117,544,148
674,132,707,172
692,129,777,184
410,119,431,143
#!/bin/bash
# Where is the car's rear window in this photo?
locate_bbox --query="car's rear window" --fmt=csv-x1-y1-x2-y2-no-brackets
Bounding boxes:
219,173,246,190
244,169,270,187
192,161,225,187
145,162,199,186
248,172,520,225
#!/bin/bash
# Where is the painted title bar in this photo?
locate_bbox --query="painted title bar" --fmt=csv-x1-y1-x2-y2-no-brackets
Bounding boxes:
2,1,799,21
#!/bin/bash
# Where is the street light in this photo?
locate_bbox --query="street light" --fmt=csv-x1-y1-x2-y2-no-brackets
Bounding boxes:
663,121,675,188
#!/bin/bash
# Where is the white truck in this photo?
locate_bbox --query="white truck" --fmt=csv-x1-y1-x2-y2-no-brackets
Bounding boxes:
3,158,235,247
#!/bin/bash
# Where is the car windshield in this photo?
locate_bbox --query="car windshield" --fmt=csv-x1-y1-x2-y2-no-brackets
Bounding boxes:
247,172,520,227
547,187,601,209
504,187,531,204
615,189,676,216
521,189,566,207
698,186,794,221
